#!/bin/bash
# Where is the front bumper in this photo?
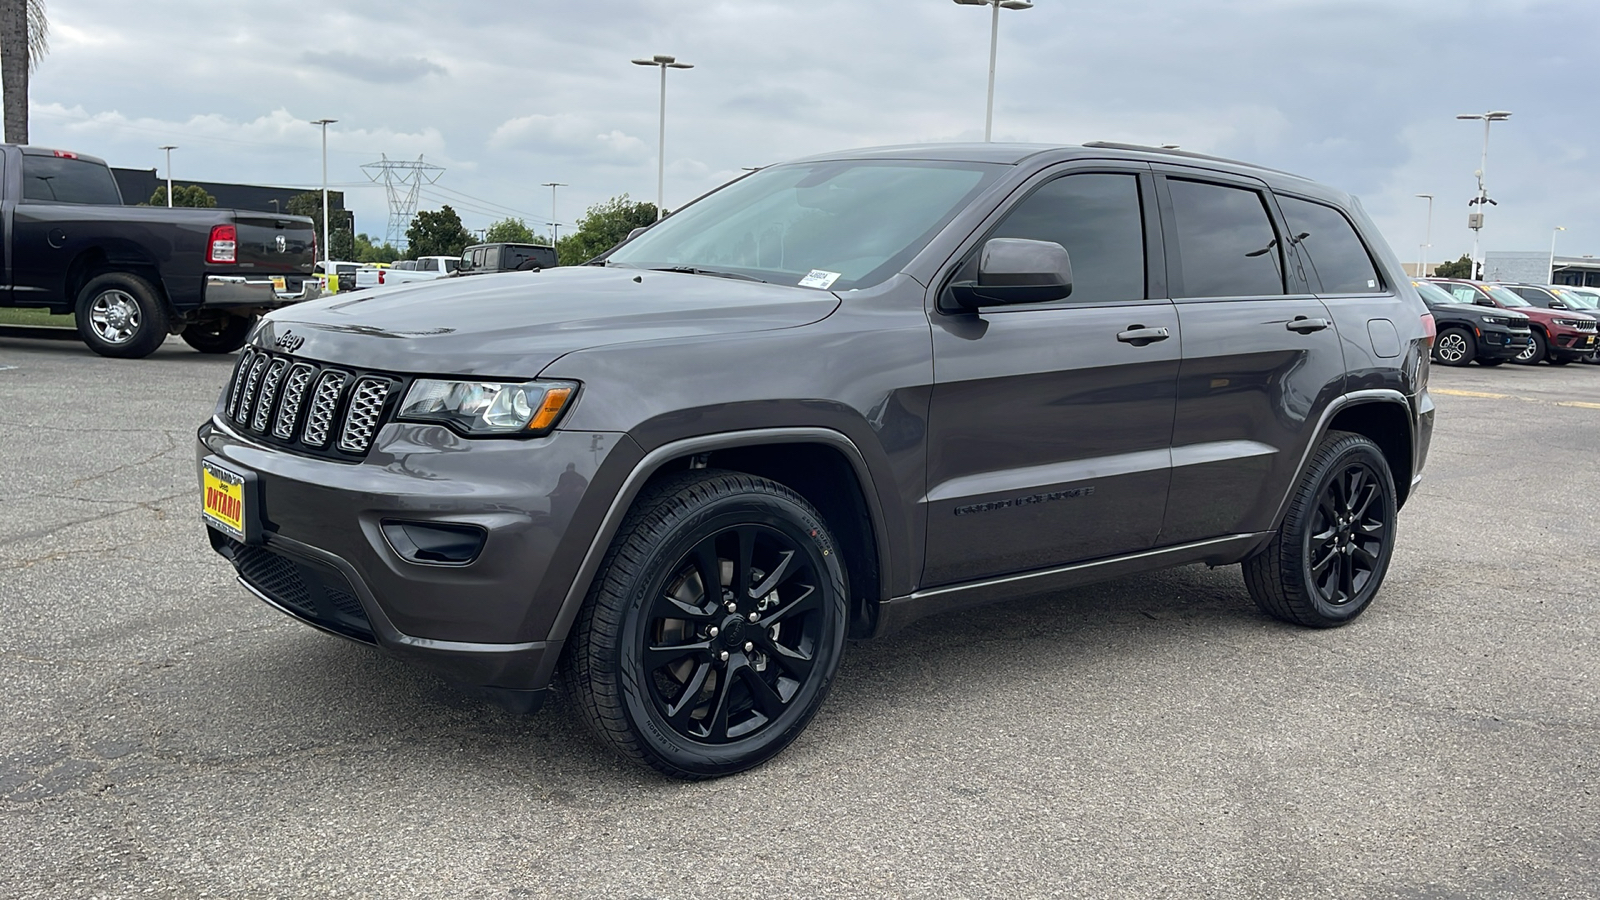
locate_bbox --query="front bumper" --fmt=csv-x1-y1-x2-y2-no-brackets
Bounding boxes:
205,275,325,310
1549,329,1598,360
197,416,640,699
1478,327,1531,359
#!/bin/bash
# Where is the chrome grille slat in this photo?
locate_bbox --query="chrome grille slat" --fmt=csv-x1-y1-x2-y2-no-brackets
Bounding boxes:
337,378,391,454
251,359,288,433
273,363,316,440
227,349,256,420
302,371,349,448
235,355,270,425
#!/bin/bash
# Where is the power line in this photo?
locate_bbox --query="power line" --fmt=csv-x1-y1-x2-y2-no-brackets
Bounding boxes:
363,154,444,249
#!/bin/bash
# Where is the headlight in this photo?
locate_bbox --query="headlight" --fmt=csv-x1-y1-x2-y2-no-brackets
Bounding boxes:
1552,318,1587,328
1481,315,1508,326
397,379,577,436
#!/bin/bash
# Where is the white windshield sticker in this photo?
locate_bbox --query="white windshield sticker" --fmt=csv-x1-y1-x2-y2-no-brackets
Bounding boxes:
798,269,841,289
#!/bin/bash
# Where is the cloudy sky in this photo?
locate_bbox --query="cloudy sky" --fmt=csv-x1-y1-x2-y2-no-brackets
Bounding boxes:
25,0,1599,264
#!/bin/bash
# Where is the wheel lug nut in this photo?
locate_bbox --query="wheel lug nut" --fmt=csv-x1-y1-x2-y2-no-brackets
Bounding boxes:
747,612,759,622
708,626,719,638
719,650,730,662
743,642,754,652
725,602,738,613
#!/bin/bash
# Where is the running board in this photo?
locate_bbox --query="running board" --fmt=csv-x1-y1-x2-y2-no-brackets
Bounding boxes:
874,533,1270,636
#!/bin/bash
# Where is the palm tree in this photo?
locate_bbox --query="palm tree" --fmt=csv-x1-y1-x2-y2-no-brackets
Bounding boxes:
1,0,49,144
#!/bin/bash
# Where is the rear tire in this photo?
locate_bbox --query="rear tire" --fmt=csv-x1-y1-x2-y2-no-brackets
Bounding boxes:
1431,327,1474,366
564,469,848,779
181,313,256,354
1243,431,1397,628
75,272,169,359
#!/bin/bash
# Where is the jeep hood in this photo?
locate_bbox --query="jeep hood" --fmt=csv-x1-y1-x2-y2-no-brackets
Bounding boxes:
254,266,841,376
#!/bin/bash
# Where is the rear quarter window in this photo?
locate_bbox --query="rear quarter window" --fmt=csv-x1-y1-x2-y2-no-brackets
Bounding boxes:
1277,195,1383,294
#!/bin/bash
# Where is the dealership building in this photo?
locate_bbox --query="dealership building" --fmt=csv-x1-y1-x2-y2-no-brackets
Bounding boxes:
109,168,351,232
1483,251,1600,287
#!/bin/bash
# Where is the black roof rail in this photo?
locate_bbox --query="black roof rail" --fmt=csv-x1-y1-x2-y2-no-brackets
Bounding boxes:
1081,141,1308,180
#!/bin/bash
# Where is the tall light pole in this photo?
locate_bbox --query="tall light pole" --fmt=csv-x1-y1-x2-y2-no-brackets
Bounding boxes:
953,0,1034,142
631,54,693,221
541,181,567,245
1414,193,1433,277
1550,226,1567,282
1456,110,1511,279
311,118,337,262
158,145,177,207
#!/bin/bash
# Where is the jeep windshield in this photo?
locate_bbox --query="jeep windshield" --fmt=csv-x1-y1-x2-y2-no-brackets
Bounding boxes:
603,159,1005,291
1485,285,1531,307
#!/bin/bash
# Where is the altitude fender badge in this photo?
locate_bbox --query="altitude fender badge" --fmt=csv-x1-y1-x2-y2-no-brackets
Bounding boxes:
954,486,1095,517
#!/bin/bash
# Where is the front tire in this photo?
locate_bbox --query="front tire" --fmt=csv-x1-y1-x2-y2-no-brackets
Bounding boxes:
181,313,256,354
1432,327,1475,366
1514,330,1546,365
564,469,848,779
1243,431,1398,628
75,272,169,359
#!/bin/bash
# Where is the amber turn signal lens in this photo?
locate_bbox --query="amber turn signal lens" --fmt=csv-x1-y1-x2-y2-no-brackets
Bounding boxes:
528,386,574,431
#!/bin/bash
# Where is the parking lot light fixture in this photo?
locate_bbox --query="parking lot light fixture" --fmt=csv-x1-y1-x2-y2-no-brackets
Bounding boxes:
1415,194,1433,277
632,55,694,222
1550,226,1566,280
541,182,567,245
158,145,177,208
311,118,337,263
953,0,1034,141
1456,110,1511,279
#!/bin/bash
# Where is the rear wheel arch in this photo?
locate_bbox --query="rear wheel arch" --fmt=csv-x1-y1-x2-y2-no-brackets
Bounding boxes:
65,247,174,322
1324,399,1414,508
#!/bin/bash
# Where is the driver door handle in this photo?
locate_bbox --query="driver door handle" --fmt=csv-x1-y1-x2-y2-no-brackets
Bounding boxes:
1116,325,1171,345
1286,316,1331,334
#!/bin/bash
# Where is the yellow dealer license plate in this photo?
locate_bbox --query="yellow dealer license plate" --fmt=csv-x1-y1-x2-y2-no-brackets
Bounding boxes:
201,459,249,541
271,276,287,292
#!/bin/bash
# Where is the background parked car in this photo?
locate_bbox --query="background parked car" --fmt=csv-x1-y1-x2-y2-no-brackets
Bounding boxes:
313,260,362,293
459,242,559,275
1429,278,1598,365
1412,280,1531,366
353,255,461,291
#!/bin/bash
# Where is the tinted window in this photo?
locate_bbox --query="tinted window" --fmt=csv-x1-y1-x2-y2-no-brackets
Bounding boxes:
485,246,501,269
443,258,459,273
984,173,1145,304
1277,196,1382,294
22,155,123,205
1167,179,1283,298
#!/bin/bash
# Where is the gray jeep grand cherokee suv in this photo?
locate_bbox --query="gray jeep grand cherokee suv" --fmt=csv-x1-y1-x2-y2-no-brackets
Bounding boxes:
198,142,1435,779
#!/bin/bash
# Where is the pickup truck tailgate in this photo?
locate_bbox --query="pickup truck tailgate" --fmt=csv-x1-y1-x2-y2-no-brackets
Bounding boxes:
234,214,317,275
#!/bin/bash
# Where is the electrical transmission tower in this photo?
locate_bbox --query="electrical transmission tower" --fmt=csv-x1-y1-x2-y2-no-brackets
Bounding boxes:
361,154,444,249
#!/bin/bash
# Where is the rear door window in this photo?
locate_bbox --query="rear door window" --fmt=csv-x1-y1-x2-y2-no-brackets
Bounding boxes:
1277,196,1382,294
21,155,124,205
1166,179,1284,298
982,172,1146,304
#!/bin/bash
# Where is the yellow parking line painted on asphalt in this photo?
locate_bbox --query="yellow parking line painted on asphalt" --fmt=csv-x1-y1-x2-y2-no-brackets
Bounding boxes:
1556,401,1600,410
1431,388,1511,399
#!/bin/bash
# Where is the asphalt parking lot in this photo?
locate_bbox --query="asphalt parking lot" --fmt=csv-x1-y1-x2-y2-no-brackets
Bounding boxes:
2,331,1596,899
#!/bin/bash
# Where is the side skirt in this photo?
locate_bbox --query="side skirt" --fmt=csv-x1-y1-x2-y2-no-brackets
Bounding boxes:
873,532,1270,636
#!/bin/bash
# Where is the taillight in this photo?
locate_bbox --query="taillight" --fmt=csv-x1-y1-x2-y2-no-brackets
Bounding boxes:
208,224,237,264
377,269,385,285
52,149,78,159
1421,313,1436,348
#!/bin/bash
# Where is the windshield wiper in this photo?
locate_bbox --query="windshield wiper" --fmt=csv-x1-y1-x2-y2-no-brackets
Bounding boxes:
648,266,766,283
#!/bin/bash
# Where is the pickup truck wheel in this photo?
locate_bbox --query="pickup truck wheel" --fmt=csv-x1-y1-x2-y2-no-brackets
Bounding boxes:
181,314,256,354
1431,327,1474,366
75,273,169,359
1242,430,1397,628
564,469,848,779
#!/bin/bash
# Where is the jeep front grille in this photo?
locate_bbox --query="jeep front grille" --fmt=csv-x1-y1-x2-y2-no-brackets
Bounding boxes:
218,349,401,460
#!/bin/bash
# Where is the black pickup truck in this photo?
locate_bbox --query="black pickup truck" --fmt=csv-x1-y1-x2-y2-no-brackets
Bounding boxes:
1,145,322,358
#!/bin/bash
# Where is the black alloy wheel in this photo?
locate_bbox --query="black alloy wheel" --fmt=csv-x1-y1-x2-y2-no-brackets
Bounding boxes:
1431,328,1474,366
565,470,847,779
1243,430,1397,628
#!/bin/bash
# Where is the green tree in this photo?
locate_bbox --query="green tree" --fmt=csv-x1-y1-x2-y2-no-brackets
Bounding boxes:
405,205,475,259
1433,254,1473,279
1,0,49,143
484,216,546,245
147,184,218,208
329,227,355,262
554,194,657,265
352,232,401,264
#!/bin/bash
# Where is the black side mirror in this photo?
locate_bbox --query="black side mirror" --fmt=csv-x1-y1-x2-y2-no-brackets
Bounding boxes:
950,238,1074,309
1475,298,1495,307
1549,301,1566,309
